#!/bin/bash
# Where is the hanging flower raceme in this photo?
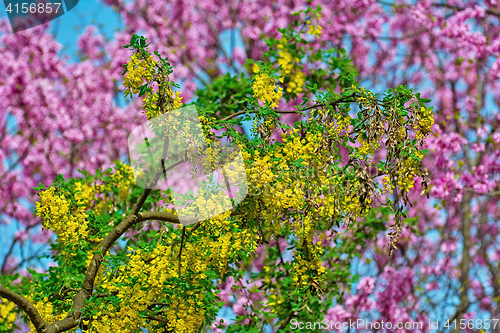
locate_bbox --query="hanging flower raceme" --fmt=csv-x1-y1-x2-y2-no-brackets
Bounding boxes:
415,106,434,139
123,52,157,98
122,35,183,119
307,19,323,36
252,64,283,108
276,37,306,95
36,186,89,247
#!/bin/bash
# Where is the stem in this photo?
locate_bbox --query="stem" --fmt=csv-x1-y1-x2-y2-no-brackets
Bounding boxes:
178,226,186,275
0,286,47,333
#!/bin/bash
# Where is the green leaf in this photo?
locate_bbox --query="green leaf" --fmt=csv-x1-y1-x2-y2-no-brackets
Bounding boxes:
131,34,138,45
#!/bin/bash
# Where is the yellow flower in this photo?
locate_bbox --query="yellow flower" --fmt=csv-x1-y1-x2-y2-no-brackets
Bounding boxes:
252,71,282,108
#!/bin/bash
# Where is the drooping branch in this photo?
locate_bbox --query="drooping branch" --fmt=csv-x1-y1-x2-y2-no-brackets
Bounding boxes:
220,95,359,123
43,135,179,332
0,286,47,333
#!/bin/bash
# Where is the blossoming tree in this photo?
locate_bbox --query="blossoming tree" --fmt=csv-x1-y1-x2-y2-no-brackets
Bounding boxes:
100,0,500,330
2,0,499,332
0,11,434,331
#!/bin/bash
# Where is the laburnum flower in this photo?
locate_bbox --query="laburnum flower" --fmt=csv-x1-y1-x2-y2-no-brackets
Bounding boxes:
276,37,306,94
0,300,16,327
252,65,283,108
36,187,89,247
307,20,323,36
123,52,157,99
415,106,434,139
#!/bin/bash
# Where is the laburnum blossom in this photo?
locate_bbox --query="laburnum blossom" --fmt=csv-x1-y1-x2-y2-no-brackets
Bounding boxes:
252,64,283,107
2,0,500,331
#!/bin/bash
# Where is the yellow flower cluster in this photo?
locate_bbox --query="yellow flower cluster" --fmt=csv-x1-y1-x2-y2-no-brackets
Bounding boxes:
122,51,183,120
397,126,406,141
249,153,276,187
252,64,283,108
415,106,434,139
74,181,100,209
382,176,391,193
291,216,326,288
82,240,207,333
36,187,89,247
276,38,305,94
123,52,157,99
288,70,305,95
73,189,256,333
355,86,375,106
173,91,183,109
244,128,372,237
331,111,351,136
357,136,380,159
108,164,135,201
28,296,75,333
292,250,327,287
398,172,415,193
142,91,160,119
143,89,183,120
267,292,285,308
75,163,135,215
34,162,135,252
307,20,323,36
276,41,295,75
281,131,322,160
397,150,423,192
0,299,16,329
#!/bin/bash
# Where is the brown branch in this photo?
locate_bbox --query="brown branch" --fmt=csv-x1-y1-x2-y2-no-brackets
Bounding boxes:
93,291,119,298
431,2,500,18
178,226,186,275
135,211,181,224
142,313,174,332
43,134,175,332
451,191,472,333
147,302,170,308
190,221,203,233
0,286,47,332
462,188,500,197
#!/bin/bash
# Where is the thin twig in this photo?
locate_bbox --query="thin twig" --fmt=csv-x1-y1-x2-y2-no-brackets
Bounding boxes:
178,226,186,275
463,188,500,197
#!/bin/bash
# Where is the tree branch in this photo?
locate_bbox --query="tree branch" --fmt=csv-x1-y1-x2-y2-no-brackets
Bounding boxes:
221,109,299,122
142,313,174,332
462,188,500,197
0,286,47,333
432,2,500,18
135,211,181,224
43,129,174,332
